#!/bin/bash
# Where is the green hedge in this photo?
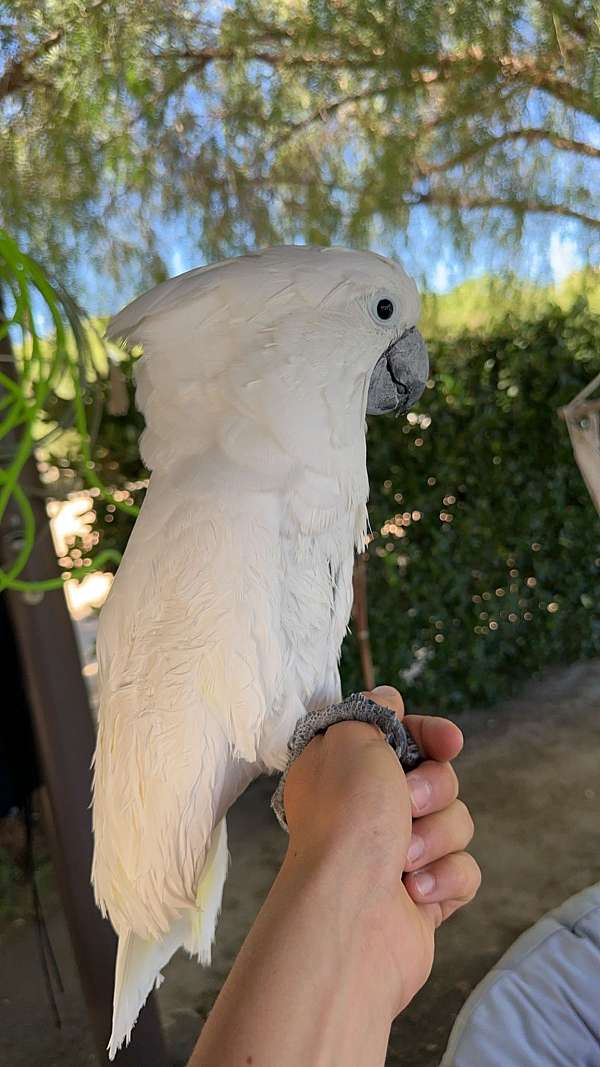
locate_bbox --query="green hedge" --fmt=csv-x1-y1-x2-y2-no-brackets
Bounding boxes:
69,300,600,712
341,299,600,709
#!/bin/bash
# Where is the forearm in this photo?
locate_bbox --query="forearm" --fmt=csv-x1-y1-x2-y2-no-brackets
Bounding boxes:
188,842,393,1067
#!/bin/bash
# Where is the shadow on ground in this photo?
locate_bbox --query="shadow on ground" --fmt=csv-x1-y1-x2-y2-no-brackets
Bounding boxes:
1,660,599,1066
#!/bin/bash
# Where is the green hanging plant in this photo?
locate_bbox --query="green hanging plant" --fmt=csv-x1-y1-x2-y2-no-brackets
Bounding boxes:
0,229,138,592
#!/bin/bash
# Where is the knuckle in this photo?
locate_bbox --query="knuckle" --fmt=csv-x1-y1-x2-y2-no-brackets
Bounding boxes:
440,900,456,924
451,852,476,899
368,685,404,712
460,853,482,899
455,799,475,843
431,902,444,929
471,857,483,895
444,762,460,801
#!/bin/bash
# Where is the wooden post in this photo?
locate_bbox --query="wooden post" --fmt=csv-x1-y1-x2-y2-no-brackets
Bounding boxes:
0,307,168,1065
352,552,375,692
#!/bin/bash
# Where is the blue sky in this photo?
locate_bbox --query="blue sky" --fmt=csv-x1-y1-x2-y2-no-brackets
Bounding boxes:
21,18,598,327
25,51,600,327
26,214,588,337
6,0,598,332
130,74,597,309
60,73,599,320
73,208,594,328
25,167,595,334
166,218,584,293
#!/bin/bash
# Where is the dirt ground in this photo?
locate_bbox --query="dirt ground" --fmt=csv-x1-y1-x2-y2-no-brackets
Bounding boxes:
2,659,599,1067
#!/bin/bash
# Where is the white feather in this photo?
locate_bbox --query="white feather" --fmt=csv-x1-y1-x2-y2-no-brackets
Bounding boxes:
107,818,228,1059
93,245,421,1054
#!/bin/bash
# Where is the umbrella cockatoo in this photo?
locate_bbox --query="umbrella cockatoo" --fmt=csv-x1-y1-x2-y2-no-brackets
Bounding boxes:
92,245,428,1057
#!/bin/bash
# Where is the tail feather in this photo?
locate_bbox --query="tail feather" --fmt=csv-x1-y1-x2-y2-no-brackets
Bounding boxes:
186,817,229,963
108,921,184,1060
108,818,228,1060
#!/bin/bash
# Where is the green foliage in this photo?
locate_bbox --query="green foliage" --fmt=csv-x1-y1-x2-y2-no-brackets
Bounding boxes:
47,351,148,569
1,1,598,284
340,299,600,709
420,267,600,339
0,229,134,590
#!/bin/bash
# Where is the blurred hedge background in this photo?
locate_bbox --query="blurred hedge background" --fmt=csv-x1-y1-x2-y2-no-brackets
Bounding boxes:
346,295,600,708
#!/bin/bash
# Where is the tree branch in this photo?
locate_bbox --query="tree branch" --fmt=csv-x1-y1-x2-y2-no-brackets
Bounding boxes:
547,0,591,40
415,127,600,175
270,85,398,150
269,68,475,152
8,26,592,125
409,190,600,228
259,52,597,152
0,0,107,101
0,30,62,98
494,52,599,118
164,45,354,70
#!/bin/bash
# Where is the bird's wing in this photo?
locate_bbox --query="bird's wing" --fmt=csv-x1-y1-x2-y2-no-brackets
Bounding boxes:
91,474,283,939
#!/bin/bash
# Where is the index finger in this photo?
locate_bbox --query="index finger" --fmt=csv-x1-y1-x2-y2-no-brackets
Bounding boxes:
404,715,463,763
362,687,463,764
363,685,405,719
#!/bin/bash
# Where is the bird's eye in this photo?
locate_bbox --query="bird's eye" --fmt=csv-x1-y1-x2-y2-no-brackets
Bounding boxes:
376,298,394,320
367,291,400,328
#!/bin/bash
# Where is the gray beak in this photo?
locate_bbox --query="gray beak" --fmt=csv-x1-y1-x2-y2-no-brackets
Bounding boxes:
366,326,429,416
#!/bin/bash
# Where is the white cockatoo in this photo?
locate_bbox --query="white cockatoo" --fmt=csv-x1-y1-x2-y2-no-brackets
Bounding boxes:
91,245,428,1057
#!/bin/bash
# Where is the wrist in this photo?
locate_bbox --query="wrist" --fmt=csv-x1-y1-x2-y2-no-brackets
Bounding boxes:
279,836,399,1021
286,806,408,901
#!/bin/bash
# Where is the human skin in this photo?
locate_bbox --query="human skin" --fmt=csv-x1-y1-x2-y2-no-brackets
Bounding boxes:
188,686,480,1067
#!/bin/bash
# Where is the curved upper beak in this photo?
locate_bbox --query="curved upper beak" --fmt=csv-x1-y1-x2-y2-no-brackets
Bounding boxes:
366,326,429,416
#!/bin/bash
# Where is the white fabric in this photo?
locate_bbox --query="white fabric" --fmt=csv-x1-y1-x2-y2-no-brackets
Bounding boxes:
440,883,600,1067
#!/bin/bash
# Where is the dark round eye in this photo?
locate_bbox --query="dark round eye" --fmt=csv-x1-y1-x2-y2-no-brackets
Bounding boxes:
376,298,394,320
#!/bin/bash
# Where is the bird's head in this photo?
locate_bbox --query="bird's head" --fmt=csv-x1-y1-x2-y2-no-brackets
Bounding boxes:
108,246,428,480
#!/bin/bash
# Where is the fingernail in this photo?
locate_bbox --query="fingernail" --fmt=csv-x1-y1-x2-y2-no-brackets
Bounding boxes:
414,870,436,896
408,775,432,811
407,834,425,864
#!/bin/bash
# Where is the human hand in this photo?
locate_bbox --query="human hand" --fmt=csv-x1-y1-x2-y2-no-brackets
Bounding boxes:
282,685,480,1018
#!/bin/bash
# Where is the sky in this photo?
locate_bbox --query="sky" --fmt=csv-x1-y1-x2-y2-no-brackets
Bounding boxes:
21,45,599,329
6,0,599,333
421,223,585,292
102,64,595,310
99,210,593,321
28,214,590,336
166,220,587,293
